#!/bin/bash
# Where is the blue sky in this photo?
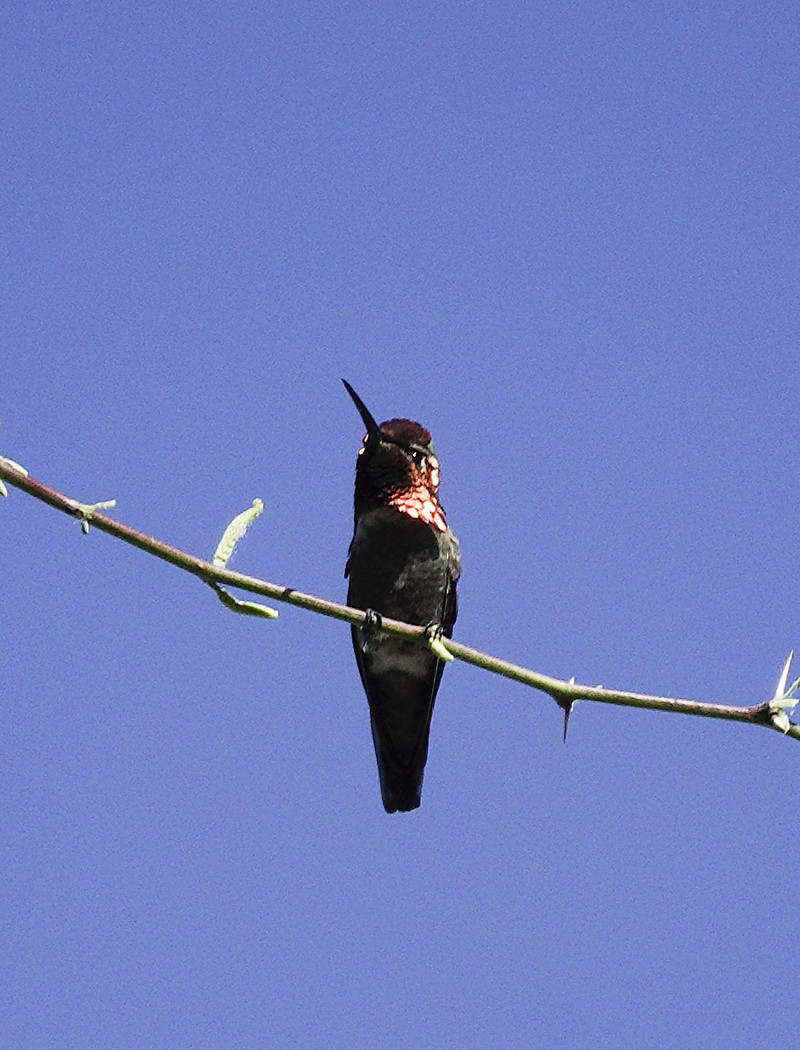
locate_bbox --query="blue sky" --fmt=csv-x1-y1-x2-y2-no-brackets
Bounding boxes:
2,3,799,1047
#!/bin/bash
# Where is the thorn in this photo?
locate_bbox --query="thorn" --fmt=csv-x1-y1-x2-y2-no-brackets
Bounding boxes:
560,701,573,742
559,676,577,742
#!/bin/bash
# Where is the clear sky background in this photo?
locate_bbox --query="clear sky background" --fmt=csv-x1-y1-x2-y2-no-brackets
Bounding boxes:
2,4,799,1047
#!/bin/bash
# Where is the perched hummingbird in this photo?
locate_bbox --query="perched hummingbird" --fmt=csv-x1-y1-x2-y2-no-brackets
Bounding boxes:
343,380,461,813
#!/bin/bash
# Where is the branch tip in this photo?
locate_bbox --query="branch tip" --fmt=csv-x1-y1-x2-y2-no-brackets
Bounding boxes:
768,652,798,733
774,651,794,700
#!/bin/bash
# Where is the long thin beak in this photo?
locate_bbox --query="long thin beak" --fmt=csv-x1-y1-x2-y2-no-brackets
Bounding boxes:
341,379,383,440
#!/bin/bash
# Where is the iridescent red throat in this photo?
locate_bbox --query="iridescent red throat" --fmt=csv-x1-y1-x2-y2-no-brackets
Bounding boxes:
388,483,447,532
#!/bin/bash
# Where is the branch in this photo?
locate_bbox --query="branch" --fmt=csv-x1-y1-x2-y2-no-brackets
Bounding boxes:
1,455,797,741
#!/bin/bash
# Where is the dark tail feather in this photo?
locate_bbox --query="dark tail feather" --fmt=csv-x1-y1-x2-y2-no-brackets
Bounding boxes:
370,711,428,813
378,773,423,813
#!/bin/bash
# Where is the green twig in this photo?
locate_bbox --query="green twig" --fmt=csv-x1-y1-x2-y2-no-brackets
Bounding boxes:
1,455,797,741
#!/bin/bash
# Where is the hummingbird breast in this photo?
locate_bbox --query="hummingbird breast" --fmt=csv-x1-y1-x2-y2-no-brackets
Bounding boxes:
346,506,460,627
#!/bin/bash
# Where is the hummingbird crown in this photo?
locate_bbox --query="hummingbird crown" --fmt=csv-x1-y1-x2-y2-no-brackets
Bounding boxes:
342,381,447,533
377,418,431,446
357,421,447,532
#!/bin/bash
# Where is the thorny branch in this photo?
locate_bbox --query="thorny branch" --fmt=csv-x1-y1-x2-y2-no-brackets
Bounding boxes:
1,455,798,741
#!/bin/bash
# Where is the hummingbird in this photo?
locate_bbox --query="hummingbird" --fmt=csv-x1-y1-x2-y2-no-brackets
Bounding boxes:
343,380,461,813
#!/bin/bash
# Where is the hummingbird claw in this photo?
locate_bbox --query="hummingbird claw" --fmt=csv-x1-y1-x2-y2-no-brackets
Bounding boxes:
363,609,383,634
423,622,454,662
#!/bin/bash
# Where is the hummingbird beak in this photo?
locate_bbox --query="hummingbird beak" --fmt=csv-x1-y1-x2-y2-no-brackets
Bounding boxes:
342,379,383,440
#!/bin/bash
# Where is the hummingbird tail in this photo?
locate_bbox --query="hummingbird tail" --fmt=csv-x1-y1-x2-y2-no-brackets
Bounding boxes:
370,712,427,813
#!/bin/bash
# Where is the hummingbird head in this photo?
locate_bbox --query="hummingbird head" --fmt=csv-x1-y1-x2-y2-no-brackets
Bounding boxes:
342,379,447,532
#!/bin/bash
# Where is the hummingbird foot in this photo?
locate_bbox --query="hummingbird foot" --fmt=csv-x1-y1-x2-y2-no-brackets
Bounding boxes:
423,622,454,663
362,609,383,634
